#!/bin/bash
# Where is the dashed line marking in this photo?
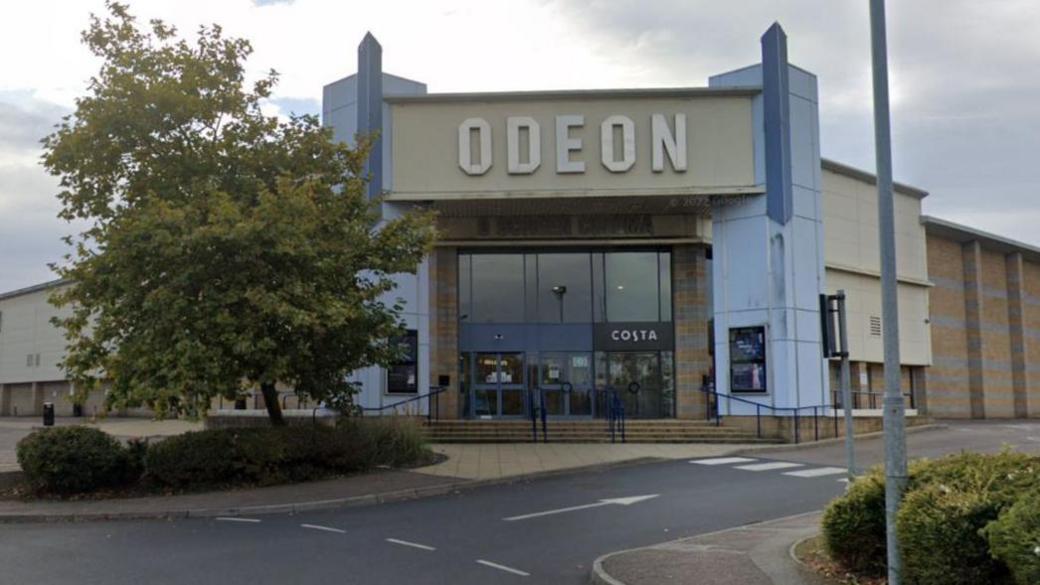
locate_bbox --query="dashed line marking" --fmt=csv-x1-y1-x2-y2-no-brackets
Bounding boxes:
735,462,804,472
784,466,847,478
690,457,757,466
301,524,346,534
386,538,436,551
477,559,530,577
215,517,261,523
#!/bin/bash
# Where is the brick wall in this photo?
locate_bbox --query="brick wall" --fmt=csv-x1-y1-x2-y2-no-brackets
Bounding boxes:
673,245,711,419
924,233,1037,418
429,247,461,419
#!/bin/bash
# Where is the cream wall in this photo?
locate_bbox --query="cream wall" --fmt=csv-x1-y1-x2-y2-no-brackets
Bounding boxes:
0,284,71,384
389,93,759,199
821,166,931,366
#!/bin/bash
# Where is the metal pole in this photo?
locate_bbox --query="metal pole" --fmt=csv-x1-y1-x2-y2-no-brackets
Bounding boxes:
869,1,908,583
837,290,856,481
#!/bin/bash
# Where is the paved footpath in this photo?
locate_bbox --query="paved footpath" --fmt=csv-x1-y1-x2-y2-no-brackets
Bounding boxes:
0,439,749,521
592,512,827,585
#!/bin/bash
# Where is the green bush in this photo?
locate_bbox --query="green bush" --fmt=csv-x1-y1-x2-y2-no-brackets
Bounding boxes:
821,467,888,576
145,417,431,490
16,426,138,494
986,489,1040,585
897,485,1011,585
821,451,1040,581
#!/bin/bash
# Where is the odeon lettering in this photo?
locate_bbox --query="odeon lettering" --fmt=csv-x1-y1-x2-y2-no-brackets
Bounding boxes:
610,329,660,343
458,114,688,176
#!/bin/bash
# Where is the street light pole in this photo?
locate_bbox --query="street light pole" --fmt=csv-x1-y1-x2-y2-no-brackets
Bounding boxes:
868,1,908,584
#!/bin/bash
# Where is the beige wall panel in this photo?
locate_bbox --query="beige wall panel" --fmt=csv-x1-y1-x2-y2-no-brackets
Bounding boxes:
0,286,72,384
391,96,757,198
821,169,928,282
923,235,972,418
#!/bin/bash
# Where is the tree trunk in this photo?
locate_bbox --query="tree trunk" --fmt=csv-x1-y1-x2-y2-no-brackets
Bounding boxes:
260,382,285,426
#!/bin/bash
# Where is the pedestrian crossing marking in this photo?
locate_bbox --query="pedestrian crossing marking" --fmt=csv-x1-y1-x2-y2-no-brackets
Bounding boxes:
735,462,804,472
690,457,758,466
784,466,847,478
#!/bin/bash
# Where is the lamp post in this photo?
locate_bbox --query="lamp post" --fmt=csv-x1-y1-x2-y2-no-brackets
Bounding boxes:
551,285,567,323
868,1,908,583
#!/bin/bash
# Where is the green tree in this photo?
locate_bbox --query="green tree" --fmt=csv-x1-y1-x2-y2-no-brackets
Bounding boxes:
42,3,435,424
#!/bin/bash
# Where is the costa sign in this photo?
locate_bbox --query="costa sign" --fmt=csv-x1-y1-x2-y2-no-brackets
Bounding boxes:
458,114,687,176
594,323,674,352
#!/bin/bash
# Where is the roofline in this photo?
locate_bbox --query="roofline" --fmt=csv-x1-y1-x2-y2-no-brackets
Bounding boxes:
0,278,70,302
821,159,929,199
322,71,427,91
385,86,761,104
921,215,1040,260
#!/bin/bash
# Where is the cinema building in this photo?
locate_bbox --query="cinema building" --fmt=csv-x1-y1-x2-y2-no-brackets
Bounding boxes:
1,26,1037,436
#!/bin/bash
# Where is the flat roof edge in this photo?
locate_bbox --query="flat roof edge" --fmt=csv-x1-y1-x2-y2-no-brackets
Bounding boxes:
921,215,1040,258
822,158,929,199
0,278,69,302
385,86,761,103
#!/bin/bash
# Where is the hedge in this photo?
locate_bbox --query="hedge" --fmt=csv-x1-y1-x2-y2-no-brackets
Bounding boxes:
145,417,431,489
821,451,1040,585
16,426,141,494
986,489,1040,585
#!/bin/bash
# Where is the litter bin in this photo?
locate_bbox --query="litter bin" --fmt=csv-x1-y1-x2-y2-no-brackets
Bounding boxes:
42,402,55,427
72,403,84,417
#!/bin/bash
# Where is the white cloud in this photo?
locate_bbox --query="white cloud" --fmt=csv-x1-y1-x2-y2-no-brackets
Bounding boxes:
1,0,1039,290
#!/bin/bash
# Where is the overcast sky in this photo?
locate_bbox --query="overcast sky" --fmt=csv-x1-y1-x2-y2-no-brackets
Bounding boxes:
2,0,1037,292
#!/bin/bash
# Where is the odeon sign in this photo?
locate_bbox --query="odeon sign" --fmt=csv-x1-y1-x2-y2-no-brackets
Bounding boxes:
457,114,688,176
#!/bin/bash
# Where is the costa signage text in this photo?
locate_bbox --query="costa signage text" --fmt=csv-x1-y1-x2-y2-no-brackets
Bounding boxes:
458,114,687,176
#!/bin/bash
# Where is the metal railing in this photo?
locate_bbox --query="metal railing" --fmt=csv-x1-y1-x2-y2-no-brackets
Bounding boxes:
360,386,447,423
528,387,548,443
830,388,915,410
700,382,839,444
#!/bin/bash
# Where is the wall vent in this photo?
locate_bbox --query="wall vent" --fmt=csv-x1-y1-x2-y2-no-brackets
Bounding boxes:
869,316,882,336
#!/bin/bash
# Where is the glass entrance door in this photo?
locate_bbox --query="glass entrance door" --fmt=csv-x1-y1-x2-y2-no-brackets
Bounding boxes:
537,353,593,417
472,353,526,418
597,351,675,419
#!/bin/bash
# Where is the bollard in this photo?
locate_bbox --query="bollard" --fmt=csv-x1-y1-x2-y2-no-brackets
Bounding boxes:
42,402,55,427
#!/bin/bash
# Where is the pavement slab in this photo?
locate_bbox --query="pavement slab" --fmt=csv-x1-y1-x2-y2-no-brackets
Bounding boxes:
592,512,828,585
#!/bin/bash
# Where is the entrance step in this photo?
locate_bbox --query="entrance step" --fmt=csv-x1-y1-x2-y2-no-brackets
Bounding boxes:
423,420,783,444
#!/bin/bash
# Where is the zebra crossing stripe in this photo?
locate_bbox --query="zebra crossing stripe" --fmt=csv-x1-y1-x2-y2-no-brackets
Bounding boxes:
735,462,804,472
690,457,757,465
784,467,847,478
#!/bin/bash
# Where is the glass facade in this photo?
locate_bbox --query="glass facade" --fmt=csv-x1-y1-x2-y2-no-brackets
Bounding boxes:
458,250,674,418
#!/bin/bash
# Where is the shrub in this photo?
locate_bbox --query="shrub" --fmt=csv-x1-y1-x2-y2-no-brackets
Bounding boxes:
145,418,431,490
897,485,1012,585
986,489,1040,585
821,467,887,576
821,451,1040,580
16,426,138,494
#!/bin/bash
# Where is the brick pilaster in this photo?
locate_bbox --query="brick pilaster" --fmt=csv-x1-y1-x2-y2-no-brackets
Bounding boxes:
673,244,711,419
962,240,987,418
1006,252,1030,418
429,247,461,419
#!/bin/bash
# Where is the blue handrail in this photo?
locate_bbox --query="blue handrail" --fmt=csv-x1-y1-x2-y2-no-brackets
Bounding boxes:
699,381,839,444
361,386,447,422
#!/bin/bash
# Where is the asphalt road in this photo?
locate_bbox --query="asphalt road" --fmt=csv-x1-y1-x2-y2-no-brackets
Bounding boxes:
1,420,1037,585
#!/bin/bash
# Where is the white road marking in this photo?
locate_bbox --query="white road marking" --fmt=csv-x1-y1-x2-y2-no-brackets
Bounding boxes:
735,462,804,472
386,538,436,551
477,559,530,577
301,524,346,534
690,457,757,466
215,517,261,523
784,467,848,478
503,494,659,522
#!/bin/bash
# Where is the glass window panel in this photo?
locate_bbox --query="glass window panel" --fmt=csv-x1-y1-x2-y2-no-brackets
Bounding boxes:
540,354,566,385
470,254,524,323
659,252,672,322
476,353,500,384
536,253,592,323
501,390,525,415
498,353,523,384
592,253,606,323
570,354,592,387
605,252,659,322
